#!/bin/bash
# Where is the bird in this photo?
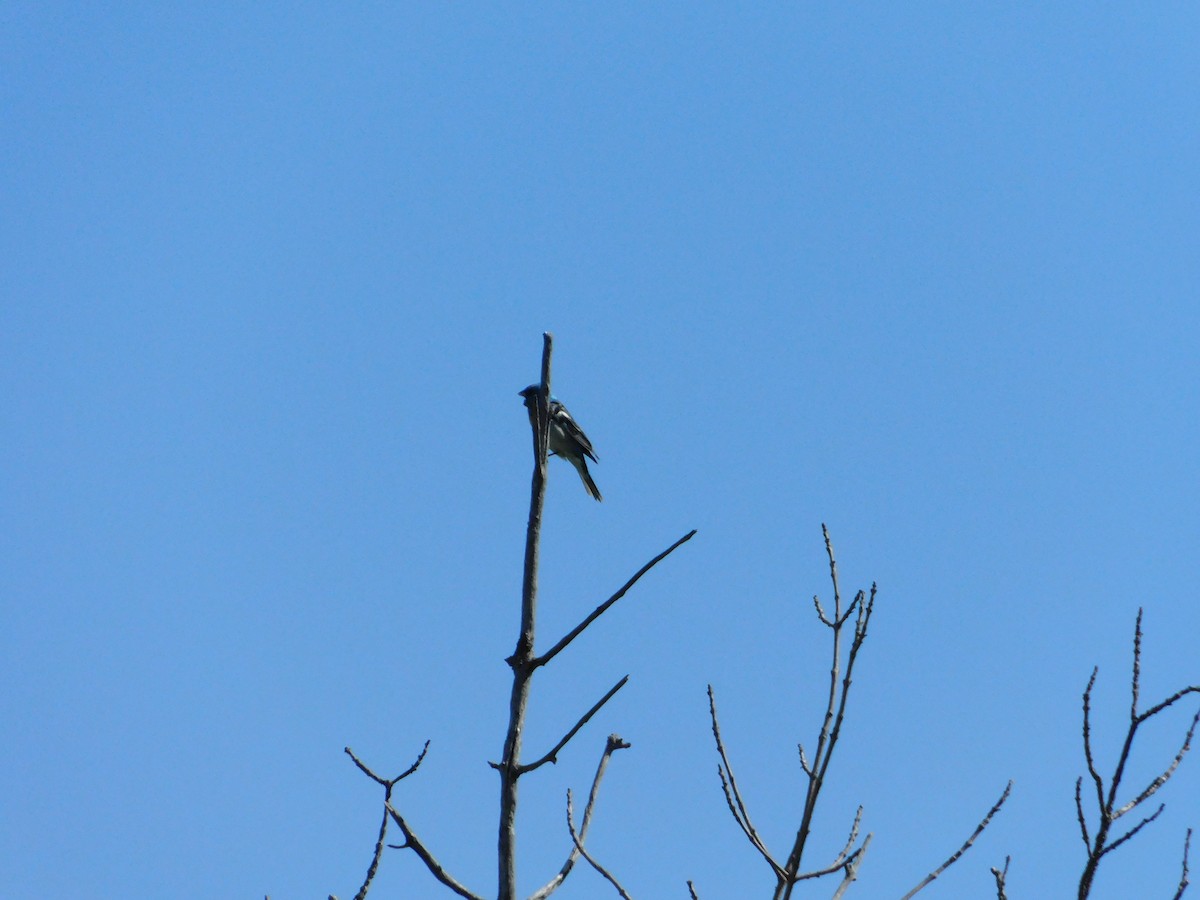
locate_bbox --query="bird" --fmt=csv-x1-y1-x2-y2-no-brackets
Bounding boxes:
519,385,602,501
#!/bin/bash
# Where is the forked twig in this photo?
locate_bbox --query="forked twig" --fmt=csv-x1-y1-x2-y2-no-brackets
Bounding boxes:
990,856,1011,900
708,684,783,878
344,742,431,900
530,735,631,900
1076,609,1200,899
705,527,876,900
567,788,634,899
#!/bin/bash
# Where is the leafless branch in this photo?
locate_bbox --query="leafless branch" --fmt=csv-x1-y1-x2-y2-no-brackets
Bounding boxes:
1138,685,1200,722
707,684,782,878
1173,828,1192,900
797,743,813,777
345,742,430,787
830,832,872,900
811,806,864,876
534,530,697,670
1074,778,1090,851
1076,609,1200,899
777,530,877,900
498,333,556,900
530,735,631,900
990,856,1010,900
386,804,483,900
1116,707,1198,817
1102,803,1165,857
519,677,630,774
567,789,634,900
1082,668,1106,816
343,742,431,900
899,780,1012,899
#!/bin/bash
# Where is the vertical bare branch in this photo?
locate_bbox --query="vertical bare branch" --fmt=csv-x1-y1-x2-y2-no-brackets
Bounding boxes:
1173,828,1192,900
777,529,876,900
990,856,1011,900
498,333,554,900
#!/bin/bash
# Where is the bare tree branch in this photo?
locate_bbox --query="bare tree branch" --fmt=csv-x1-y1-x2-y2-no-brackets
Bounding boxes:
990,856,1011,900
830,832,872,900
345,742,430,787
386,804,484,900
518,677,630,774
1138,685,1200,722
1101,803,1165,858
1173,828,1192,900
530,735,631,900
1074,778,1091,851
343,742,431,900
707,684,783,878
1076,609,1200,899
805,806,864,876
498,333,556,900
567,789,634,900
899,780,1012,899
777,529,877,900
533,530,697,670
1115,706,1198,817
1082,668,1106,816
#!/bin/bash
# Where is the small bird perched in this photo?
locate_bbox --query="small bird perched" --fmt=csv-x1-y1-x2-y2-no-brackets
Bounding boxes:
519,385,603,501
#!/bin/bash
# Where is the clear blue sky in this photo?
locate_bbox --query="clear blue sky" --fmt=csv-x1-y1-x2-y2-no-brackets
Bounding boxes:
3,4,1198,898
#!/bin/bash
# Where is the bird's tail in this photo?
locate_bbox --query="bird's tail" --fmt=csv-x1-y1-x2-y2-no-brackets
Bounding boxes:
571,457,603,502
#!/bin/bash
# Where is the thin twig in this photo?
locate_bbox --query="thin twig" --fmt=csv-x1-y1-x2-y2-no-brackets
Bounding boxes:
519,676,630,774
810,807,864,874
777,530,876,900
1082,668,1106,816
1076,611,1200,900
530,735,631,900
830,832,872,900
899,780,1012,899
1102,803,1165,858
534,530,697,669
1116,707,1198,817
344,742,431,900
990,856,1011,900
345,742,430,786
567,789,634,900
1138,685,1200,722
386,804,484,900
1074,778,1090,850
707,684,782,877
1173,828,1192,900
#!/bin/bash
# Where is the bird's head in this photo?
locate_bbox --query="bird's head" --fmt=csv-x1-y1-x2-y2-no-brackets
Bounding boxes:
519,385,542,409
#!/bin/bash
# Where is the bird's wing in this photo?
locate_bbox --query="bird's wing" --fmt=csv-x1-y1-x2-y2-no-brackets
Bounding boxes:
551,401,598,462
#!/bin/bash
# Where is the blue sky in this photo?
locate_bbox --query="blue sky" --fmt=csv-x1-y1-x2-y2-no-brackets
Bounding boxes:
3,4,1198,898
